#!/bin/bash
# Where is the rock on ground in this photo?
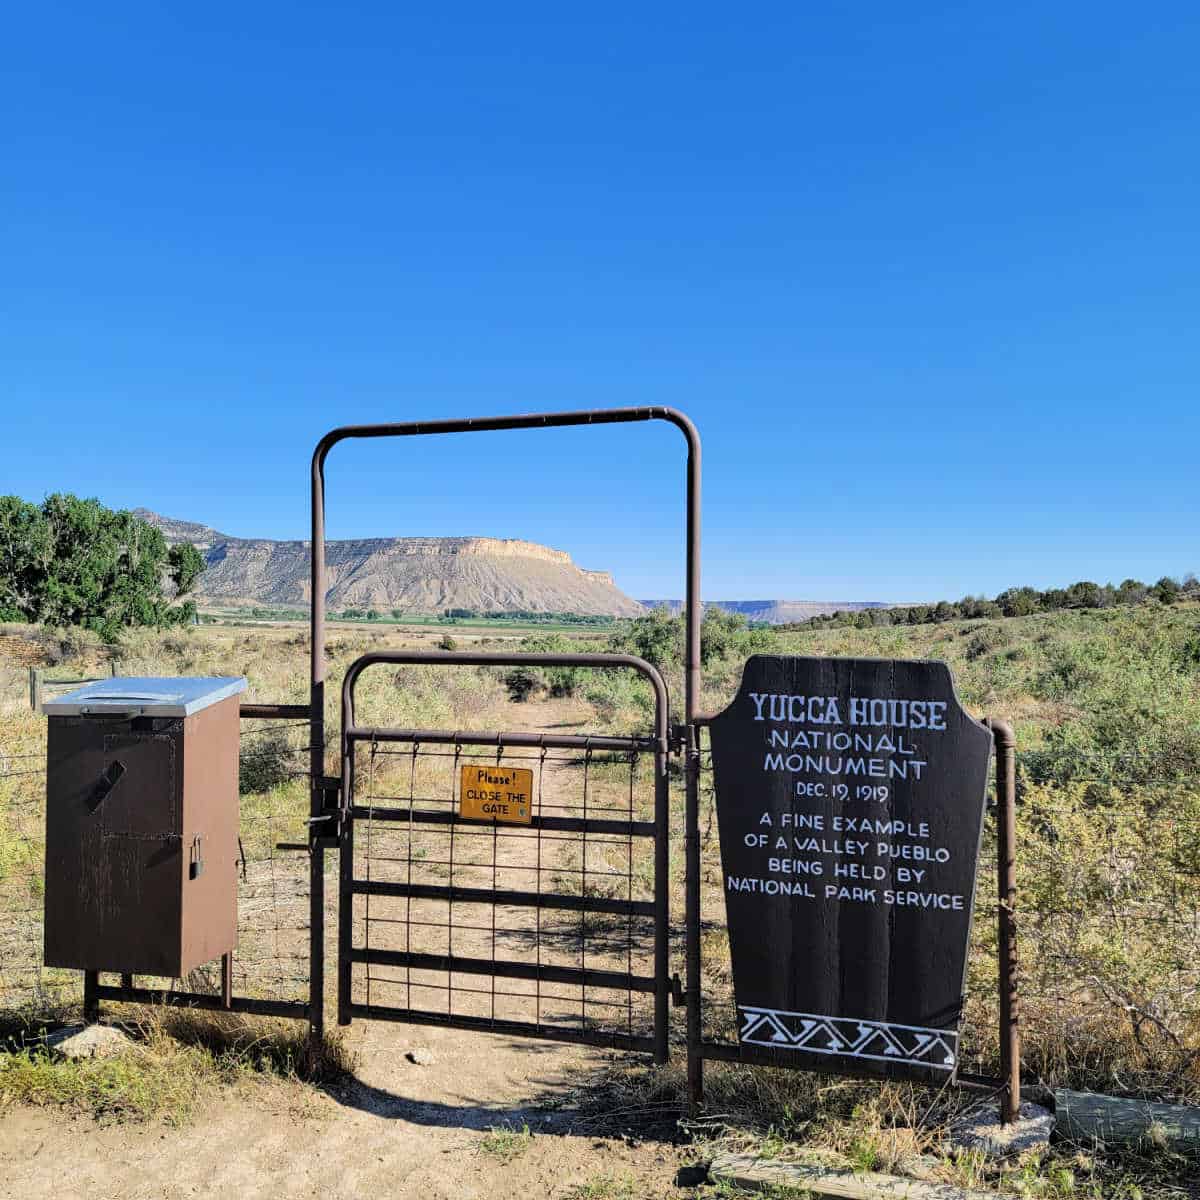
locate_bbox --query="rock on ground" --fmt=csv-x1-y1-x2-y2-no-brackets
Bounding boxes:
44,1023,133,1060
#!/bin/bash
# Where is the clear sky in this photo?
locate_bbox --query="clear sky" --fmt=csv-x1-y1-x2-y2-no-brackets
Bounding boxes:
2,4,1197,602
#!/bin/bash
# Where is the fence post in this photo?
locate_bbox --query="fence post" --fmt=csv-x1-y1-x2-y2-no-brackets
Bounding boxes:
987,718,1021,1123
685,722,704,1113
29,667,42,714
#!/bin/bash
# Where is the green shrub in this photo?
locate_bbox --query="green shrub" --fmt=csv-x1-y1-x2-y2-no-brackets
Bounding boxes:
504,633,583,700
606,607,679,670
0,494,204,641
238,728,298,795
964,623,1010,661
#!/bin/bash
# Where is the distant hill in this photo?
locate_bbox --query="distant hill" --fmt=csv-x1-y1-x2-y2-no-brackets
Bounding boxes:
639,599,892,625
134,510,645,616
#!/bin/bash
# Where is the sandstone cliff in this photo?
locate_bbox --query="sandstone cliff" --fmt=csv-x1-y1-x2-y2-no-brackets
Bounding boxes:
135,511,645,616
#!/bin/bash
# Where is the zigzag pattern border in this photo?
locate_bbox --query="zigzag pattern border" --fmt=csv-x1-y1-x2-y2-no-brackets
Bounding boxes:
738,1006,958,1071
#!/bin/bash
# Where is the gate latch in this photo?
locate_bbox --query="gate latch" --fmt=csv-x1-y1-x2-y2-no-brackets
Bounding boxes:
308,776,343,849
275,776,342,853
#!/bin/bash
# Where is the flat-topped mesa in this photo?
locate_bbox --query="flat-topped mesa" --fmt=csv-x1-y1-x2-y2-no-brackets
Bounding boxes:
135,510,645,616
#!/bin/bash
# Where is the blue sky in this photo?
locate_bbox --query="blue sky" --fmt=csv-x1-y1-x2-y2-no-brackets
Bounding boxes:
2,4,1197,602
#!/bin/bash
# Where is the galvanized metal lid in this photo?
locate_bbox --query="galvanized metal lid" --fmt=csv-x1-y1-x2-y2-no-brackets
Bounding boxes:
42,676,247,718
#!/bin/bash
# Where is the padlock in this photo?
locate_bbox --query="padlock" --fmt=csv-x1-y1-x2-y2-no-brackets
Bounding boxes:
189,834,205,880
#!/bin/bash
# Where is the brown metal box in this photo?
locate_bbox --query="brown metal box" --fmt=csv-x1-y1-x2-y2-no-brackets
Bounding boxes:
43,677,246,978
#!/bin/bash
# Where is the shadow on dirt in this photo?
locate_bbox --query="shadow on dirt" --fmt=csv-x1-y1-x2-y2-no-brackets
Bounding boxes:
321,1042,683,1143
321,1072,569,1130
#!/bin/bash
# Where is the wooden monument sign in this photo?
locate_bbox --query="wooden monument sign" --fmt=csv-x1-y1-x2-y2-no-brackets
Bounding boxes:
709,656,992,1083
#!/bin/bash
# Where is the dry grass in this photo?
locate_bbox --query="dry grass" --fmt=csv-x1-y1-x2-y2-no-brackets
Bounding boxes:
0,1005,355,1124
479,1120,534,1163
577,1059,1195,1198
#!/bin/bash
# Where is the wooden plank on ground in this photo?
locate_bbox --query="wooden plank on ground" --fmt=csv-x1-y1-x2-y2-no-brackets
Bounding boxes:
1054,1089,1200,1148
708,1154,995,1198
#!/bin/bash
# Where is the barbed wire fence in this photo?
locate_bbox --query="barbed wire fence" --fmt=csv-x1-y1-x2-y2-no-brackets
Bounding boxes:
973,748,1200,1101
0,718,313,1019
694,743,1200,1103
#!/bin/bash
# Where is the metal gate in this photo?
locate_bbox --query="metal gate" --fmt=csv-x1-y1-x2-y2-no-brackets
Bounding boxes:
337,650,673,1060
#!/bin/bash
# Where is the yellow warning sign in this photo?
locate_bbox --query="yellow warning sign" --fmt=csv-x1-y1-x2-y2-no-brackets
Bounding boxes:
458,764,534,825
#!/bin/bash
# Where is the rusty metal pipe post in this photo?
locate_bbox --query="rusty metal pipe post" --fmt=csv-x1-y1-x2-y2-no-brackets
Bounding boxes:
682,421,701,727
309,447,328,1040
988,718,1021,1123
684,724,704,1112
652,722,671,1065
337,718,355,1028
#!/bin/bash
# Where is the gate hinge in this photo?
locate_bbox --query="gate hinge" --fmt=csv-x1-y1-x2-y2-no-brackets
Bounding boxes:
670,974,687,1007
668,724,689,755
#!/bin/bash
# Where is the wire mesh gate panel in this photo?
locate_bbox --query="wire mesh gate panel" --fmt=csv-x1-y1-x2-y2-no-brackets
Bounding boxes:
346,742,658,1046
337,651,672,1060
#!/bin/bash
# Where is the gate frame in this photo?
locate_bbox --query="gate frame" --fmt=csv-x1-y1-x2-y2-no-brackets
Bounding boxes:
309,407,703,1036
338,649,673,1060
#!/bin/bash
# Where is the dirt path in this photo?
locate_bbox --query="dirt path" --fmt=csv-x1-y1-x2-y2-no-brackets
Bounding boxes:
2,1020,687,1199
